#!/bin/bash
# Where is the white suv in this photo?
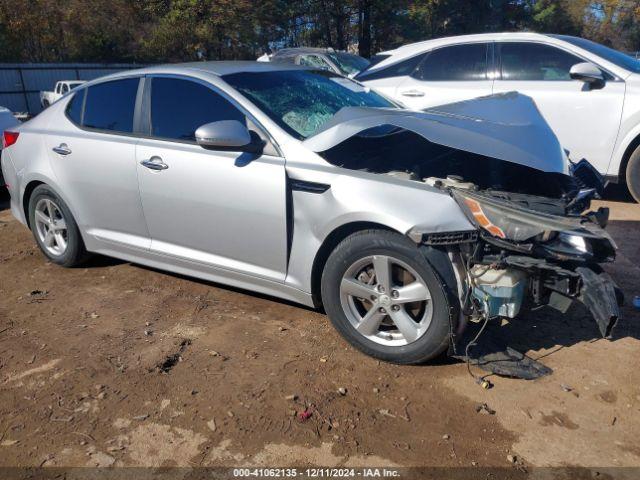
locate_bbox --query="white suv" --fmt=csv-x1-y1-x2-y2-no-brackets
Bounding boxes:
357,32,640,201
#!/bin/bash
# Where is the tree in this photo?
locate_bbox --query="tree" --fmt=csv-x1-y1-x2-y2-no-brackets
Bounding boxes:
0,0,638,63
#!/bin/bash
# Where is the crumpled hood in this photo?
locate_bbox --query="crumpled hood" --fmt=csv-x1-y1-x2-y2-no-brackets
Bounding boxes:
303,92,568,174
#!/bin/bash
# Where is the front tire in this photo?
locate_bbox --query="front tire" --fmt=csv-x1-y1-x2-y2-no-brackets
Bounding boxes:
626,145,640,203
28,185,89,267
321,230,453,364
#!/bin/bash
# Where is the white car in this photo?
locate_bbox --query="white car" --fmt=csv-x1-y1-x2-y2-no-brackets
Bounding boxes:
40,80,86,108
357,32,640,201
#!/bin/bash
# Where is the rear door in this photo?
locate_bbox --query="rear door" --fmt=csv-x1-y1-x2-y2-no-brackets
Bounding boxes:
492,41,625,174
393,42,493,110
45,77,149,250
135,76,288,282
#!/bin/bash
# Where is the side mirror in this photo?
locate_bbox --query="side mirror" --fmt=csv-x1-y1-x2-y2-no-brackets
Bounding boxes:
570,62,604,85
195,120,252,150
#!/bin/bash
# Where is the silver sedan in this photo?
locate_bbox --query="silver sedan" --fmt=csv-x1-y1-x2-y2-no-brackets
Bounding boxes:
1,62,621,364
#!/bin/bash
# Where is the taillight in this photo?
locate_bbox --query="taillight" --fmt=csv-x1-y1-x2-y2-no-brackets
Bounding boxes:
2,131,19,148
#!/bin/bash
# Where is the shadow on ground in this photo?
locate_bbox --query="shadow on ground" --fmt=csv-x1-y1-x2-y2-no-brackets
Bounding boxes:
0,188,9,212
603,182,636,203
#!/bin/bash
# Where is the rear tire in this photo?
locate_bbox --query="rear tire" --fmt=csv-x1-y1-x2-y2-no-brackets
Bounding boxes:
28,184,89,267
626,145,640,203
321,230,453,364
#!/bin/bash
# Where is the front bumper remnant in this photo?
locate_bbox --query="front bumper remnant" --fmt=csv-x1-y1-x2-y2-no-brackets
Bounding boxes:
451,325,553,380
575,267,622,338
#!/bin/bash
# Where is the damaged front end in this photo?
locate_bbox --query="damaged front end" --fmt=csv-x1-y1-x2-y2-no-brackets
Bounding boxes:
433,178,622,339
421,176,623,380
305,92,623,376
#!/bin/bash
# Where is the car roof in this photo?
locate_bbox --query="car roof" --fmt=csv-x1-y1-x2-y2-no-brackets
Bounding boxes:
382,32,551,54
152,61,310,75
84,61,311,85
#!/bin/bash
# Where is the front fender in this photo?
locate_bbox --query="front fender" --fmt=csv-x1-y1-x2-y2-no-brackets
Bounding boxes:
284,163,473,293
325,173,473,236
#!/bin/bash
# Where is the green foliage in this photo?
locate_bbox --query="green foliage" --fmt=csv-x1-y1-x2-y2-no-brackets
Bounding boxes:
0,0,639,62
531,0,581,35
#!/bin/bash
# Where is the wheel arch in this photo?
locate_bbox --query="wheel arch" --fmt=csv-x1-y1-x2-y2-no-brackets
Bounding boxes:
618,133,640,183
310,221,396,308
22,180,46,229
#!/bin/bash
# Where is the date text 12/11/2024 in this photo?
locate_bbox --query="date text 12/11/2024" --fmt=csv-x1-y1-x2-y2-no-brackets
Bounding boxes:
233,468,401,477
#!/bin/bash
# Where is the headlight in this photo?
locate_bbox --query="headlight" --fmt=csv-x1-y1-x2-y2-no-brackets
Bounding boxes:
560,233,589,253
451,189,566,242
450,189,616,261
543,230,616,262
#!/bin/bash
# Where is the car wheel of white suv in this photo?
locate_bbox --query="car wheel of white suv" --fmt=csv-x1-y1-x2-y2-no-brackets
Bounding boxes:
626,145,640,203
321,230,452,364
28,185,90,267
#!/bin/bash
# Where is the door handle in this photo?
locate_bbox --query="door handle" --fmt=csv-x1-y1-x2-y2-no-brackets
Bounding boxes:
52,143,72,155
400,90,425,97
140,156,169,171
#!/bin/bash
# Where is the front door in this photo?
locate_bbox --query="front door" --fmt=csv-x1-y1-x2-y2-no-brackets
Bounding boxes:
135,76,288,282
493,41,625,174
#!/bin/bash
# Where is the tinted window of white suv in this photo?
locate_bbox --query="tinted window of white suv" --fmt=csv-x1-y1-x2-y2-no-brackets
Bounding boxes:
413,43,488,81
500,42,583,81
355,53,427,81
83,78,139,133
150,77,245,142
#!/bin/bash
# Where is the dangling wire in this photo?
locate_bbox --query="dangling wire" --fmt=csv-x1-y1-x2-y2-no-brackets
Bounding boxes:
465,313,491,383
461,242,494,388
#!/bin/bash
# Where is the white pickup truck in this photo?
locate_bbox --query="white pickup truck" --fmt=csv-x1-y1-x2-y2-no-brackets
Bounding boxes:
40,80,85,108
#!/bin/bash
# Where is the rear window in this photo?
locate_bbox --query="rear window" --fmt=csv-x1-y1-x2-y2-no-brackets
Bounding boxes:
413,43,489,81
65,89,85,125
83,78,139,133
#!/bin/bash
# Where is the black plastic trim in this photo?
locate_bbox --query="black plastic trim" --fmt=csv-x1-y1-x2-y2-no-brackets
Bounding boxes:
289,179,331,194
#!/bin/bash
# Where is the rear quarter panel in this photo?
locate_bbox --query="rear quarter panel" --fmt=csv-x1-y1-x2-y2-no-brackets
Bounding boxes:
4,103,81,227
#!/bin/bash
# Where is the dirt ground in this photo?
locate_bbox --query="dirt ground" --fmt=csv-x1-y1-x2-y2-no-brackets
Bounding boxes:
1,186,639,477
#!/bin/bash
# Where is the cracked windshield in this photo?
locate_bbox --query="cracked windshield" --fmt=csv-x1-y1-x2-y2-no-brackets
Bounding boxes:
223,70,395,139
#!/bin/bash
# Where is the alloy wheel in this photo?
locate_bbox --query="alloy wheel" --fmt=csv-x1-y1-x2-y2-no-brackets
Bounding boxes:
34,198,68,256
339,255,433,346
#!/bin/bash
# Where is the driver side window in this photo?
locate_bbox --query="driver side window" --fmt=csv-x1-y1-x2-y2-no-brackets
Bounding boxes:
499,42,584,81
149,77,246,142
